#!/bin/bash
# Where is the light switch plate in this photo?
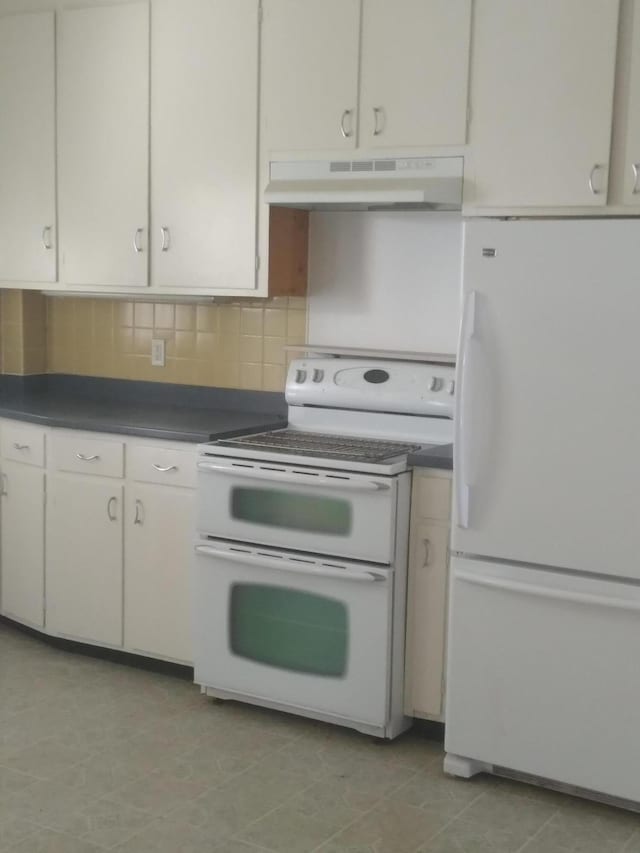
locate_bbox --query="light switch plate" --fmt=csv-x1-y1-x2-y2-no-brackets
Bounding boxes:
151,338,166,367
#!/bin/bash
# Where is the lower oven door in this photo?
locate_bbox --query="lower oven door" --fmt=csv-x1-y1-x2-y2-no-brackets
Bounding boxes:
196,457,399,564
193,539,393,728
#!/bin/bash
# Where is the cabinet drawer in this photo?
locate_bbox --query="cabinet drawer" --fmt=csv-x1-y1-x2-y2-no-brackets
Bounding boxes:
52,432,124,478
413,472,451,522
129,444,196,489
1,422,46,467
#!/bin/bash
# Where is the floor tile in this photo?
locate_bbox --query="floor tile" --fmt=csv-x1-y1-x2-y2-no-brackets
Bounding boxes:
0,818,41,852
111,816,256,852
49,797,155,849
103,769,208,817
317,799,448,853
3,828,104,852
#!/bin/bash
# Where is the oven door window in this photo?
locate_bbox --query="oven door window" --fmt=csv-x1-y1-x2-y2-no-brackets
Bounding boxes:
230,583,348,677
230,487,352,536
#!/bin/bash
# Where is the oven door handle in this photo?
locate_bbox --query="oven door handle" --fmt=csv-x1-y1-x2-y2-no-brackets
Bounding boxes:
197,461,391,492
194,544,389,583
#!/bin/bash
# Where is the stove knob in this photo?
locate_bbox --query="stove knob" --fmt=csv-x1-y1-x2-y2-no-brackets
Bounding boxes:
312,369,324,383
429,377,443,392
447,380,455,395
295,369,307,384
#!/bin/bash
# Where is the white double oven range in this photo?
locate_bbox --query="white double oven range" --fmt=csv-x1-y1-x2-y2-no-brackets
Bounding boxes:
193,355,454,738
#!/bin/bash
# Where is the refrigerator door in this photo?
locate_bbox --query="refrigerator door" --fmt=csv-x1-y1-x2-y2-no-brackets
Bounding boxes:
445,557,640,802
453,219,640,578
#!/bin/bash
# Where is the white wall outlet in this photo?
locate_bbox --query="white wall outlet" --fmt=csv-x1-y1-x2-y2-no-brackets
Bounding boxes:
151,338,166,367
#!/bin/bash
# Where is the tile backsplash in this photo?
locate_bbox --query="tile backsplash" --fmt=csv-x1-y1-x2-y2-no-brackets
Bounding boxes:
1,291,307,393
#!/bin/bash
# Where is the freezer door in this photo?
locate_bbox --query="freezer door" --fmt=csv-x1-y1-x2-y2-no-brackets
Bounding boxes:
453,219,640,578
446,557,640,802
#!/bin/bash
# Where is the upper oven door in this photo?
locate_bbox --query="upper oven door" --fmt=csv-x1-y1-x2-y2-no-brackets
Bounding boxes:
197,457,399,564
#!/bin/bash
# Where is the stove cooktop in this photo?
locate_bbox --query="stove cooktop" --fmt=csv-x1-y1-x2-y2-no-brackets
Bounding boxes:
215,429,421,465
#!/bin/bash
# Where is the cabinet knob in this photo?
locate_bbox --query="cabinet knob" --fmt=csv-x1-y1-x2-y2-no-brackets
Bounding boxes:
340,109,354,139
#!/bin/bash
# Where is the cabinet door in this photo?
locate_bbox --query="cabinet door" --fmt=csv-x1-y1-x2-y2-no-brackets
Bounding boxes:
151,0,259,292
405,520,449,719
125,484,194,662
467,0,619,208
46,476,123,646
57,3,149,288
0,462,45,629
261,0,361,152
622,0,640,204
359,0,471,149
0,12,56,283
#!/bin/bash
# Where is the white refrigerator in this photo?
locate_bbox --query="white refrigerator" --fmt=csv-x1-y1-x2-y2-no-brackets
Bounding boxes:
445,218,640,804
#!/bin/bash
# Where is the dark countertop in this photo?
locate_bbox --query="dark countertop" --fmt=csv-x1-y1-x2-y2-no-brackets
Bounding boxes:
408,443,453,471
0,375,288,443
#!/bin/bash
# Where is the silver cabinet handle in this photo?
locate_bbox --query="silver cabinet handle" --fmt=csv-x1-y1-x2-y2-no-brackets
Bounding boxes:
134,499,144,526
588,164,605,195
13,443,29,451
42,225,53,250
107,496,118,522
373,106,384,136
422,538,432,568
153,463,178,473
340,109,354,139
632,163,640,195
160,226,170,252
76,453,100,462
133,228,144,253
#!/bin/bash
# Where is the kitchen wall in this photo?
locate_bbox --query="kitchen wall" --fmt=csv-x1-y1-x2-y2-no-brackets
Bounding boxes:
0,291,307,392
307,212,463,355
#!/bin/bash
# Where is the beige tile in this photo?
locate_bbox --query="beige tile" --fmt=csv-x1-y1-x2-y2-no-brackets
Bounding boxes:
1,735,97,780
175,304,196,331
169,358,197,385
2,290,23,324
0,766,37,796
238,802,352,853
22,348,46,375
2,348,24,375
264,307,287,337
215,360,240,388
0,817,41,850
287,309,307,341
220,334,240,363
239,362,262,390
239,335,263,364
195,332,218,360
173,331,196,359
263,364,286,392
134,302,154,329
134,328,153,357
195,360,217,387
196,304,219,334
240,306,264,336
219,305,240,335
263,336,286,366
115,327,135,355
287,296,307,310
116,301,134,327
74,299,93,334
153,303,175,330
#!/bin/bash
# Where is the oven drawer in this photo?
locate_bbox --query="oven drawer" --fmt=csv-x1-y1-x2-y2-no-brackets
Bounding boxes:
196,457,401,564
192,539,392,728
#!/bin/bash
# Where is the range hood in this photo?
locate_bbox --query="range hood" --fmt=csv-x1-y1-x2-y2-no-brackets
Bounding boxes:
264,156,463,211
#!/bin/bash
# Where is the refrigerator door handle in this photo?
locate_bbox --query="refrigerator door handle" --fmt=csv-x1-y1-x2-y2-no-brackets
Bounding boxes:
457,569,640,614
455,290,477,528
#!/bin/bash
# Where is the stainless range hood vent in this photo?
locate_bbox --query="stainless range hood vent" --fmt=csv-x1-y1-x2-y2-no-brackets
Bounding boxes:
265,156,463,211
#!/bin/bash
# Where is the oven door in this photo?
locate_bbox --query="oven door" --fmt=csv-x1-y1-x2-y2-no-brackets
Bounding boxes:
192,540,393,727
197,457,399,563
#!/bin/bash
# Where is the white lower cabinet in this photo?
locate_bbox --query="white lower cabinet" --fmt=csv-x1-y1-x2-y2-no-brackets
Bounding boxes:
0,460,45,629
404,468,452,721
46,475,124,647
125,482,194,663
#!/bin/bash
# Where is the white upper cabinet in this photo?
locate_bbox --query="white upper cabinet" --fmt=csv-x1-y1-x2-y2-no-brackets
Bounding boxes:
261,0,361,152
609,0,640,206
57,2,149,288
359,0,471,149
0,12,56,283
151,0,260,292
261,0,470,154
465,0,620,209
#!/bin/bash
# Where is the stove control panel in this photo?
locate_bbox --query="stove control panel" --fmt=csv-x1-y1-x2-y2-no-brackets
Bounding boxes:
286,358,456,418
